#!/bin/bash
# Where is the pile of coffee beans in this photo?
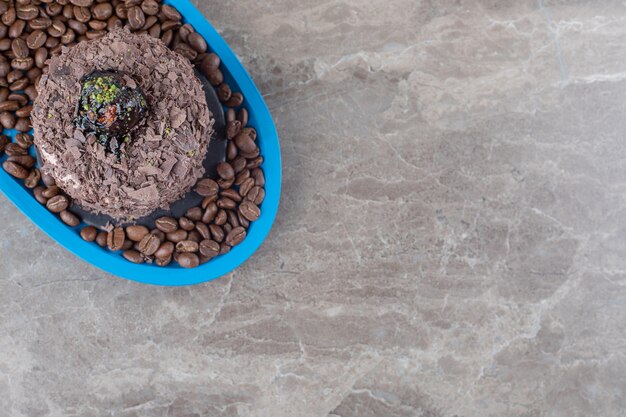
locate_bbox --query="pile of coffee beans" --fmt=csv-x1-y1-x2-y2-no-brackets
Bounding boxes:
0,0,265,269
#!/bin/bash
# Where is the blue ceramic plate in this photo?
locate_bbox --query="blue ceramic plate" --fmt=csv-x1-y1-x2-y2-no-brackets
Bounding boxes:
0,0,281,286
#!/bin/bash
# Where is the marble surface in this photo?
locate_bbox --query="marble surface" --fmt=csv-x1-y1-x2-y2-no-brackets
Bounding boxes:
1,0,625,415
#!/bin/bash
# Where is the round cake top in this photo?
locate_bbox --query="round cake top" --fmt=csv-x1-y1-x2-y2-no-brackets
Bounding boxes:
32,29,214,221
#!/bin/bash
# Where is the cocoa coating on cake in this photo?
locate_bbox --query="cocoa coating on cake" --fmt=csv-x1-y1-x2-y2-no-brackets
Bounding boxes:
32,29,214,221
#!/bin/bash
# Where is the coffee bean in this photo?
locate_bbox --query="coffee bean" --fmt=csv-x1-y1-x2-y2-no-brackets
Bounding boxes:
47,195,69,213
217,177,234,190
238,178,256,199
0,100,19,112
155,216,178,233
221,188,242,203
226,141,238,160
0,88,7,103
238,211,250,229
246,186,265,205
202,194,218,208
32,47,47,68
41,172,55,187
234,130,257,153
186,230,201,243
127,6,145,30
48,20,66,37
68,19,87,34
225,226,246,247
85,30,105,40
14,117,30,132
142,15,157,30
10,74,30,87
214,209,227,226
0,3,7,16
33,186,48,204
237,108,249,127
6,70,23,84
216,83,232,104
107,15,123,31
174,43,197,61
0,39,10,52
24,85,37,101
126,224,149,241
194,178,218,197
205,67,223,87
224,92,244,108
216,162,235,180
185,206,203,222
24,168,41,188
16,4,39,21
202,203,218,224
209,224,224,243
11,38,28,59
151,229,165,243
239,200,261,222
8,155,35,168
231,156,247,175
122,240,135,251
60,210,81,227
147,22,160,38
160,29,173,46
3,160,29,178
177,216,193,232
177,252,199,269
46,3,63,17
114,3,127,19
15,104,32,118
199,239,219,259
176,240,199,253
80,226,97,242
219,243,231,255
122,250,144,264
26,67,40,82
187,32,207,53
95,231,108,247
141,0,159,16
107,227,125,251
26,30,46,50
0,134,7,154
86,19,105,31
247,156,264,170
2,7,16,26
251,168,265,187
90,2,111,20
178,23,193,41
154,241,174,259
30,17,52,30
8,92,26,105
217,197,237,210
195,222,210,240
235,169,251,187
61,28,76,44
155,255,172,267
227,210,240,228
70,0,94,7
166,229,187,243
62,4,74,20
42,186,60,198
45,36,60,49
226,120,242,140
160,20,180,32
137,232,160,255
161,4,181,21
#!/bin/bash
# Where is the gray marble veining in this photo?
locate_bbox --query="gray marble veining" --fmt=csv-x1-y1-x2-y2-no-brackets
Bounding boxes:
0,0,625,416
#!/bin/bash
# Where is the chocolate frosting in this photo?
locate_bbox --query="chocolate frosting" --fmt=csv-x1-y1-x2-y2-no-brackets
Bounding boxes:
32,29,214,221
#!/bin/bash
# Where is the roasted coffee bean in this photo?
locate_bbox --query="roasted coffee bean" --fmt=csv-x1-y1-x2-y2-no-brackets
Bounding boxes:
68,19,87,34
114,3,128,19
137,232,160,255
47,195,69,213
178,216,195,231
226,141,238,160
221,188,242,203
147,22,160,38
174,43,197,61
237,108,249,127
238,177,255,198
26,67,41,82
85,30,105,40
185,230,200,243
61,28,76,44
95,231,108,247
161,4,181,21
195,222,210,240
11,38,28,59
24,85,37,101
187,32,207,53
126,224,149,241
0,111,16,129
223,222,232,235
141,0,159,15
88,19,106,30
142,15,157,30
0,88,8,102
205,67,223,87
231,156,247,174
72,6,90,22
150,229,165,243
0,39,10,52
225,108,236,123
199,239,219,258
49,19,66,37
8,155,35,168
202,203,218,223
41,172,55,187
209,224,224,243
201,194,218,209
27,30,47,49
224,92,244,108
217,177,234,189
92,2,112,20
234,130,257,153
0,100,19,112
107,227,125,251
246,156,264,170
6,70,23,84
176,240,198,253
219,243,231,255
123,250,144,264
195,178,218,197
45,36,60,49
154,241,174,259
166,229,187,243
80,225,97,242
33,186,48,204
33,47,47,68
235,169,251,187
15,104,32,118
60,210,81,227
185,206,203,222
127,6,145,30
251,168,265,187
8,92,27,106
70,0,94,7
0,134,8,154
217,83,231,104
0,24,5,41
46,3,63,17
246,186,265,205
217,198,236,210
62,4,74,19
107,15,123,30
201,52,220,70
24,168,41,188
160,28,173,46
2,7,16,26
227,210,240,228
160,19,180,32
121,240,134,251
155,255,171,267
177,252,199,269
4,143,26,157
16,4,39,21
42,186,60,198
155,216,178,233
2,160,29,178
225,226,246,247
14,117,30,132
226,120,242,140
238,211,250,229
30,17,52,30
10,75,30,87
214,209,227,226
0,2,7,17
216,162,235,180
239,200,261,222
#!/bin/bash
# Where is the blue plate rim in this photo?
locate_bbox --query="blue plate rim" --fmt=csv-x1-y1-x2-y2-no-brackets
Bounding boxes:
0,0,282,286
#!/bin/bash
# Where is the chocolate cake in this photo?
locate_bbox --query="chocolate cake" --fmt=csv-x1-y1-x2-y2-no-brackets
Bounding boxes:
32,29,214,221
